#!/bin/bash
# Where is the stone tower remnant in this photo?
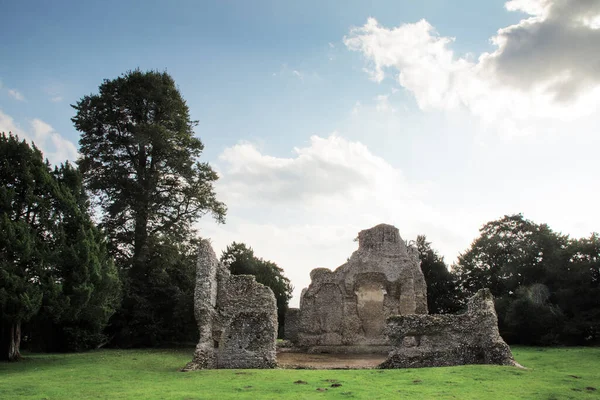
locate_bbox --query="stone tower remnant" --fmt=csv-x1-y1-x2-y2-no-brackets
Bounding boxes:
183,240,278,370
380,288,518,368
285,224,428,353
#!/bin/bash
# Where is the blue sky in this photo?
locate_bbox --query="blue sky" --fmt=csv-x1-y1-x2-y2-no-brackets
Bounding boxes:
2,0,600,304
1,0,522,158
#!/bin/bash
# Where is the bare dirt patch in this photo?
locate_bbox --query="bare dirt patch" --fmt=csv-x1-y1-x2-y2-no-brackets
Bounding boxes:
277,352,386,369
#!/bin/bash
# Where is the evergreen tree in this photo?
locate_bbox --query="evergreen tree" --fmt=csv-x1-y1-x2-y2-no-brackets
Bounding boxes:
30,163,121,352
0,133,120,360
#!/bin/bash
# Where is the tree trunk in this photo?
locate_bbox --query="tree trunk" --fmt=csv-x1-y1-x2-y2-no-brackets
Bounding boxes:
133,144,149,275
6,322,22,362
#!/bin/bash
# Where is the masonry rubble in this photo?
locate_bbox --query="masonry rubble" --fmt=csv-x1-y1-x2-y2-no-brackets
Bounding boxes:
182,239,277,370
380,288,518,368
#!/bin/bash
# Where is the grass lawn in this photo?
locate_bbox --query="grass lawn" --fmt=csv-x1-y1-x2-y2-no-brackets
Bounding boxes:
1,347,599,399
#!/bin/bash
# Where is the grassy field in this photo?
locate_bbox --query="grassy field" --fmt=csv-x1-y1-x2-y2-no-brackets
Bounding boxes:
1,347,599,399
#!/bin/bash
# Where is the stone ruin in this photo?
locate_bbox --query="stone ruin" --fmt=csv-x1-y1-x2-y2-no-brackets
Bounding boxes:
183,240,278,370
183,223,516,370
380,288,517,368
284,223,516,368
285,224,428,353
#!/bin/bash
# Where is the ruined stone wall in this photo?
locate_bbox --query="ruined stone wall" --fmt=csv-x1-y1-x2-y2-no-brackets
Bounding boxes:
183,240,278,370
216,275,278,368
380,288,517,368
287,224,428,352
187,240,220,369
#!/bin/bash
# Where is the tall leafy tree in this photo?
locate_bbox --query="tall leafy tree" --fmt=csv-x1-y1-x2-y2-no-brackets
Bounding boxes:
454,214,567,299
221,242,293,337
72,70,226,346
415,235,462,314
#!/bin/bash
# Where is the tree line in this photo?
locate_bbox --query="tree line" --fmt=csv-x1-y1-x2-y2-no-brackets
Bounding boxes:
1,70,598,360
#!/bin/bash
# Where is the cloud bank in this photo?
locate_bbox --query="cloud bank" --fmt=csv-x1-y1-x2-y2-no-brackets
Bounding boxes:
344,0,600,133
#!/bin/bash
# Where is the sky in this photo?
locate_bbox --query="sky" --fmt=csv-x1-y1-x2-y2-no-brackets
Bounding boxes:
2,0,600,306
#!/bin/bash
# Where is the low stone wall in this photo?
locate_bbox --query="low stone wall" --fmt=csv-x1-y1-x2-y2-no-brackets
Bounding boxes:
380,288,517,368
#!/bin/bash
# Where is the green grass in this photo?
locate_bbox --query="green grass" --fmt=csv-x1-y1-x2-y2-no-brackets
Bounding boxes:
1,347,599,399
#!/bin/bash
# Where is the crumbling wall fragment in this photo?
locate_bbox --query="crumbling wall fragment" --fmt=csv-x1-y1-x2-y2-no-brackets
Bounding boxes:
379,288,517,368
217,275,278,368
183,240,277,370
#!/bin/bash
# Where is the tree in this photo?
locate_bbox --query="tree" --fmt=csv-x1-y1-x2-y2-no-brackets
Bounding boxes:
554,234,600,344
72,70,226,346
452,214,600,345
28,163,121,352
415,235,462,314
454,214,567,299
221,242,293,337
0,133,120,360
0,133,57,360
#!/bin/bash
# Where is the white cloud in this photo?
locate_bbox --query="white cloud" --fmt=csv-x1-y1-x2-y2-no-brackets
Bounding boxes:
215,134,434,210
51,96,63,103
8,89,25,101
0,110,78,165
505,0,552,17
344,0,600,134
30,119,78,164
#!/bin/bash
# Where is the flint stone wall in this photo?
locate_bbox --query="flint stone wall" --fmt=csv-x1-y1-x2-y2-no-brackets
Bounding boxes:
287,224,428,352
380,288,517,368
183,240,278,370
